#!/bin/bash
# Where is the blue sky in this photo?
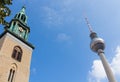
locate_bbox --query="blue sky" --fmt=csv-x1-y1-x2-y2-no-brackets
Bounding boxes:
1,0,120,82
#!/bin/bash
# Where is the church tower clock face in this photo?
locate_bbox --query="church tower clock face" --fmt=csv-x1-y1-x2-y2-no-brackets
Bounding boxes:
18,26,24,37
18,27,23,36
18,27,23,33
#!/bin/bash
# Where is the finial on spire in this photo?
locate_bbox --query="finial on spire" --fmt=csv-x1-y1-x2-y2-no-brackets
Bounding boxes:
23,4,26,9
20,5,26,14
84,15,93,33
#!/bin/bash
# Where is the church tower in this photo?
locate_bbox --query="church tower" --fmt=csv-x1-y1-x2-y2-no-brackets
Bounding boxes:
0,6,34,82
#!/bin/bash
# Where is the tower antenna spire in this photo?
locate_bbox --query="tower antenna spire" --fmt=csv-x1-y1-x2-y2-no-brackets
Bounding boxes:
85,15,117,82
84,15,93,33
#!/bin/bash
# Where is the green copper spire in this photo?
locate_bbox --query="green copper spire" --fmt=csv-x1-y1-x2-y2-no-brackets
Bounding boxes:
5,6,30,41
14,6,28,24
20,6,26,14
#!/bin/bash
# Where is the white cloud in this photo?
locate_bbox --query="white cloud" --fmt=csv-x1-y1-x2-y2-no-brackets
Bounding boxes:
88,60,106,82
88,46,120,82
111,46,120,76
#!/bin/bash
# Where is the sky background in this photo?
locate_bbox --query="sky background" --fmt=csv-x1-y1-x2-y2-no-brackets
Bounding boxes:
1,0,120,82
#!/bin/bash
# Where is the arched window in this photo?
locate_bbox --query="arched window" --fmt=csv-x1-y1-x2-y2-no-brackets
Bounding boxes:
12,46,22,62
8,64,17,82
8,69,12,81
21,15,24,20
21,14,26,22
23,16,26,22
18,14,20,19
12,22,16,31
8,69,15,82
13,22,16,26
14,14,17,18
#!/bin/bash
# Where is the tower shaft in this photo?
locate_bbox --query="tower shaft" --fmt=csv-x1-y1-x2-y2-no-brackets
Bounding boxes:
98,49,117,82
85,16,117,82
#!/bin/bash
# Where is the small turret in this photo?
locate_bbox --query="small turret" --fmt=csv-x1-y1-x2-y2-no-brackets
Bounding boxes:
5,6,30,41
14,6,27,24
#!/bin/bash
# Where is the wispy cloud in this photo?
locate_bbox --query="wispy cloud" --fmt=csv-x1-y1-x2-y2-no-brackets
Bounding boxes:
41,6,64,27
31,67,37,75
88,46,120,82
56,33,71,43
40,0,83,28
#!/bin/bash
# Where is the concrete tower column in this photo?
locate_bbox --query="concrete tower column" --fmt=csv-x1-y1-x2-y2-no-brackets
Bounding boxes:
98,49,117,82
84,16,117,82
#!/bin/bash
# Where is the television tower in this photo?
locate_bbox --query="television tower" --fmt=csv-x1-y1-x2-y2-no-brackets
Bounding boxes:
85,17,117,82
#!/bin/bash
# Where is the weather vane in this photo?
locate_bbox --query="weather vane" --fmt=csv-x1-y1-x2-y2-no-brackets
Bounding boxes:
0,0,12,26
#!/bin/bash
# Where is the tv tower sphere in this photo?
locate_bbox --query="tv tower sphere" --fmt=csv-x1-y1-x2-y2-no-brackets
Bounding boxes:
90,32,105,53
85,16,117,82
